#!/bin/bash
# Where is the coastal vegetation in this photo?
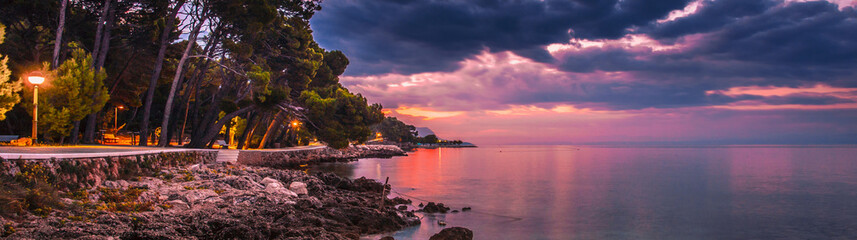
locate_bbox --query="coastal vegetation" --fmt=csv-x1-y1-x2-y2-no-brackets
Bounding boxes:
373,117,467,146
0,0,381,149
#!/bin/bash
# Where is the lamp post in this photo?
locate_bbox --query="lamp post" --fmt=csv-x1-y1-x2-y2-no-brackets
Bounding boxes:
28,71,45,145
115,105,124,130
290,120,300,145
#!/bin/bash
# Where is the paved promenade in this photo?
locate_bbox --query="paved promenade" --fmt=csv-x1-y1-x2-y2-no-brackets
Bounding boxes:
0,146,210,160
0,145,327,160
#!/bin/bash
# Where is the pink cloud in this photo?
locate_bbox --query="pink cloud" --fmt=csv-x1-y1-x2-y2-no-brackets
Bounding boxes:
343,49,857,145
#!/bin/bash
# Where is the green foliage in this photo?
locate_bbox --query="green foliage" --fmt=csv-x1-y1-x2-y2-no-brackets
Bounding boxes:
419,134,440,144
0,161,60,218
0,24,21,121
374,117,419,143
300,87,384,148
2,222,14,237
24,44,109,139
97,187,154,212
310,50,348,89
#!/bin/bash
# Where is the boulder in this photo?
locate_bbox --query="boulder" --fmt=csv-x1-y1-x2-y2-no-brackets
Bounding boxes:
260,177,280,186
165,200,190,210
289,181,308,195
188,164,205,172
297,196,323,209
264,182,298,198
216,176,263,190
421,202,450,213
103,180,129,189
429,227,473,240
380,236,395,240
182,189,219,205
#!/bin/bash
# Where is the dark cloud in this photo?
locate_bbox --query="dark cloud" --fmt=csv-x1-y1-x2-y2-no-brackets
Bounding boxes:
311,0,691,75
687,1,857,69
760,94,856,105
556,0,857,91
504,82,765,110
647,0,775,39
321,0,857,113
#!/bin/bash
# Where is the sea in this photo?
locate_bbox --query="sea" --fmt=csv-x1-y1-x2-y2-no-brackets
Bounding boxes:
310,145,857,239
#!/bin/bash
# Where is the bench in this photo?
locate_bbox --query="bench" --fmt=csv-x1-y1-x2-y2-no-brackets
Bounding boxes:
0,135,19,142
103,134,119,143
214,140,229,149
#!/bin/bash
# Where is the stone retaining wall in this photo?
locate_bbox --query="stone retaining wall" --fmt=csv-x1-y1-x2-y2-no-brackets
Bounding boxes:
0,150,216,190
238,145,406,168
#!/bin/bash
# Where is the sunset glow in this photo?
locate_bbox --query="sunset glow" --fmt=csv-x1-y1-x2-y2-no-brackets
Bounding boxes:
312,0,857,145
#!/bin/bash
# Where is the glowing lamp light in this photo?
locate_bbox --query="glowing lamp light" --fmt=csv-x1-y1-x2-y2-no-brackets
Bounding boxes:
28,71,45,85
28,71,47,145
290,121,300,127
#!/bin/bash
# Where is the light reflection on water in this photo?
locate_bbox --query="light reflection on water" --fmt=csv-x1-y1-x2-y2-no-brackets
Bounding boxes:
309,145,857,239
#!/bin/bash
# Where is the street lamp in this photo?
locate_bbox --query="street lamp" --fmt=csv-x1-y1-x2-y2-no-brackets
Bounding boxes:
28,71,45,145
115,105,124,130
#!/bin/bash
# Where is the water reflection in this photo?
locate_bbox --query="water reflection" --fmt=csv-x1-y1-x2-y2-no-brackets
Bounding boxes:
311,146,857,239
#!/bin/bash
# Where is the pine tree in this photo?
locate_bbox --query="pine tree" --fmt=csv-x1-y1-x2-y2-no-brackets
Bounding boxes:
0,24,22,121
34,43,109,141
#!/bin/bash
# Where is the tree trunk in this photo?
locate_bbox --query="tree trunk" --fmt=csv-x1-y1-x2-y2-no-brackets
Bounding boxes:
52,0,68,68
157,13,208,147
178,28,219,146
82,4,115,143
71,0,110,144
91,0,110,67
139,0,186,146
187,107,255,148
108,50,138,95
69,121,80,144
258,111,283,149
236,113,258,150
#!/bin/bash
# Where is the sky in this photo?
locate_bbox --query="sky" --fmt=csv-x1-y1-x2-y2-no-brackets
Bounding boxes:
310,0,857,145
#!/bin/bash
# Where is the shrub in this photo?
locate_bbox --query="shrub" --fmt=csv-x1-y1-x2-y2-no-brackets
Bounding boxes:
97,187,154,212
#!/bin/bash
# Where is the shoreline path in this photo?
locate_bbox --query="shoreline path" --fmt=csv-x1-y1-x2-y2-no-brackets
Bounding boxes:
0,145,326,160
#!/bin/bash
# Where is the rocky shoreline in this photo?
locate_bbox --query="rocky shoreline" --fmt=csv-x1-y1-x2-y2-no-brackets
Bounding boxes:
0,145,474,239
238,145,408,168
1,163,420,239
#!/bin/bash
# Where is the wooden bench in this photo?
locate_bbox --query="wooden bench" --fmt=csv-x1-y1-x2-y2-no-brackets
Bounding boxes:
0,135,19,142
214,140,229,149
103,134,119,143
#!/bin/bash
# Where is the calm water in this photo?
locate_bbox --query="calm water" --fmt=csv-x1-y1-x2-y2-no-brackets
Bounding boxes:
310,145,857,239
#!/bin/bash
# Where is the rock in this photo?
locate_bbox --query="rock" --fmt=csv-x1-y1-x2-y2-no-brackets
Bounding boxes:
451,210,459,213
380,236,395,240
461,207,471,212
297,197,323,209
182,189,219,205
289,181,308,195
188,164,204,172
421,202,450,213
165,200,189,210
437,220,447,226
59,198,76,206
390,197,411,205
264,182,298,198
397,206,408,211
103,180,129,189
429,227,473,240
260,177,280,186
217,176,264,190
